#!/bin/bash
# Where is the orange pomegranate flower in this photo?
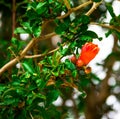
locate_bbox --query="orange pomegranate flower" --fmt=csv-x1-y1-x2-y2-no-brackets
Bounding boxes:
76,42,100,67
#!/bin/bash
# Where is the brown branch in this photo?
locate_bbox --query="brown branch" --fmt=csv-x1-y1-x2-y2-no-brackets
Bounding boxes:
98,34,118,103
0,0,102,76
25,46,59,59
71,97,79,119
57,0,93,19
0,32,56,76
86,1,103,16
25,1,103,59
72,0,92,11
90,22,120,33
85,34,118,119
12,0,16,37
63,0,71,10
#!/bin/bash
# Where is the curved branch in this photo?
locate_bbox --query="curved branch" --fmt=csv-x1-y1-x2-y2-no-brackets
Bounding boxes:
12,0,16,37
86,1,102,16
63,0,71,10
0,32,56,76
57,0,93,19
90,22,120,33
98,34,118,103
25,46,59,59
0,0,102,76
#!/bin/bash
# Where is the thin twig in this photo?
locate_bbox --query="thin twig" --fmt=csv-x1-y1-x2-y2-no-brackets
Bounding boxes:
72,0,92,11
12,0,16,37
25,46,59,59
86,1,102,16
98,34,118,103
57,0,93,19
0,32,56,76
63,0,71,10
0,1,102,76
29,112,34,119
90,22,120,33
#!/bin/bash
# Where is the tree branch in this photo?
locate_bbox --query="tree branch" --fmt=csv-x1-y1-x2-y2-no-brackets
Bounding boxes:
57,0,93,19
98,34,118,103
90,22,120,33
86,1,103,16
0,32,56,76
0,0,102,76
63,0,71,10
85,34,118,119
25,45,59,59
12,0,16,37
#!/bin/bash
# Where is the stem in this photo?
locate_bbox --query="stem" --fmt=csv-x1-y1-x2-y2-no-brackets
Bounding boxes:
86,1,102,16
63,0,71,10
0,1,102,76
98,34,118,103
25,46,59,59
90,22,120,33
12,0,16,37
0,32,56,76
85,34,118,119
29,112,34,119
71,97,79,119
57,0,93,19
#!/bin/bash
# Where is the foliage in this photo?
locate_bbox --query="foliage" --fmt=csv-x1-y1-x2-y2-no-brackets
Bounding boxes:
0,0,120,119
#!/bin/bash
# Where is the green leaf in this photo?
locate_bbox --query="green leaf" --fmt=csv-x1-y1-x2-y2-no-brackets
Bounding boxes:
27,92,46,105
55,19,70,34
11,37,18,44
21,22,32,32
27,2,37,10
80,91,87,98
22,62,35,74
72,70,77,78
61,48,68,56
85,31,98,38
91,73,101,82
26,9,38,20
65,59,76,70
24,72,31,79
1,98,19,106
36,2,46,10
46,90,60,106
114,31,120,40
105,30,112,37
55,25,66,35
79,30,98,41
36,93,46,100
0,84,6,94
80,35,92,41
93,0,101,2
32,25,41,37
106,4,115,18
69,41,77,49
36,2,47,15
80,15,90,24
15,109,27,119
14,27,27,34
52,51,62,66
11,81,20,86
80,31,98,41
52,71,59,77
36,79,46,89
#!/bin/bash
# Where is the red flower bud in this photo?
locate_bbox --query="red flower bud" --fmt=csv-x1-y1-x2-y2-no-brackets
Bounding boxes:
85,67,91,74
76,42,99,67
76,59,84,67
70,55,77,64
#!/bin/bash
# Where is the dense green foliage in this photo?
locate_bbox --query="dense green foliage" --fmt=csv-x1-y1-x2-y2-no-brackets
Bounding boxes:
0,0,120,119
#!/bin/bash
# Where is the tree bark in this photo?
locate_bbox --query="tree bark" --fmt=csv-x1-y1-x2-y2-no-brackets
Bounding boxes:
85,34,118,119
